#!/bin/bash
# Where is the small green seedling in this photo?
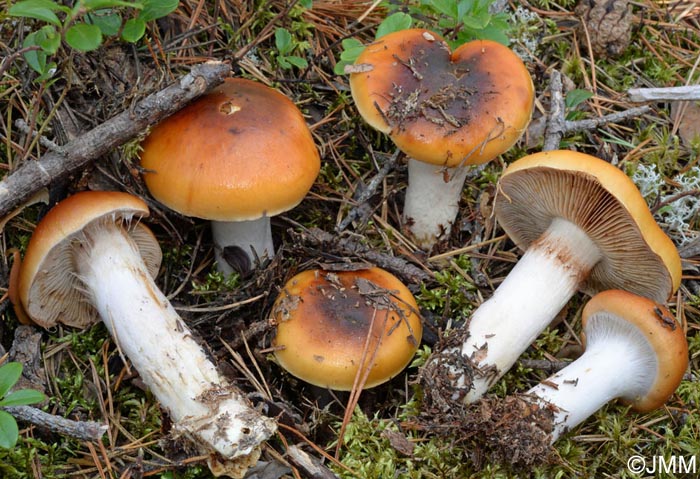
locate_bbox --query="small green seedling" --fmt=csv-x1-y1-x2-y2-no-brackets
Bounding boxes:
565,89,593,120
335,0,511,75
9,0,179,79
0,362,46,449
274,27,309,70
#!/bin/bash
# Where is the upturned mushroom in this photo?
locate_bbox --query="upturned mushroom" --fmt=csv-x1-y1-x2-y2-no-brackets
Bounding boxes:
270,267,422,390
348,28,534,249
13,191,276,477
140,78,320,275
426,150,681,404
524,289,687,442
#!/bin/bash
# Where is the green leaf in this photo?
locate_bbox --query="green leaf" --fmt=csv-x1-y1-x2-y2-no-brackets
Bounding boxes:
0,389,45,407
121,17,146,42
340,44,365,62
36,25,60,54
0,363,22,399
461,10,490,30
82,0,142,9
65,23,102,51
275,28,293,55
339,37,364,58
0,411,19,449
565,89,594,109
277,56,291,70
428,0,458,19
8,0,62,26
284,55,308,69
457,0,476,21
138,0,178,22
471,23,510,45
376,12,412,39
299,0,312,8
39,62,57,80
23,44,49,74
86,11,123,36
334,59,351,75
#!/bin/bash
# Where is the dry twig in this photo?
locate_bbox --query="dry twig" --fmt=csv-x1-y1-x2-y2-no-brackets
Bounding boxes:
3,405,108,442
543,70,651,151
0,61,230,220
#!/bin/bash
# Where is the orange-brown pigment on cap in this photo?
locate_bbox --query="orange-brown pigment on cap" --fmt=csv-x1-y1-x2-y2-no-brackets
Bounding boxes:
140,78,320,221
349,29,534,167
271,268,423,390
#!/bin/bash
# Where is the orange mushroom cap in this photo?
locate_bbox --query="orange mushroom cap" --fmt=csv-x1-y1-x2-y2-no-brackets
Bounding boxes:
140,78,320,221
349,29,534,167
582,290,688,412
495,150,682,302
18,191,161,328
271,268,423,390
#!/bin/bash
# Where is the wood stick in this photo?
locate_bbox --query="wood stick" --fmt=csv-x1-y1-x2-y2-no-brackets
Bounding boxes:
0,61,230,220
628,85,700,102
337,149,401,232
3,405,108,442
286,445,340,479
294,227,433,285
543,69,651,151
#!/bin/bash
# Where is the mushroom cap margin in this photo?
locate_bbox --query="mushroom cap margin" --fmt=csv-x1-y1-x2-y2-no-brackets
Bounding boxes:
18,191,161,328
582,289,688,412
495,150,681,302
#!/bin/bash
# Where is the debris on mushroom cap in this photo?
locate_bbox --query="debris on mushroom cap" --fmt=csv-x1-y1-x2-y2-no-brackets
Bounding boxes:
495,150,682,302
18,191,162,329
140,77,321,222
349,28,534,167
271,267,423,390
581,289,688,412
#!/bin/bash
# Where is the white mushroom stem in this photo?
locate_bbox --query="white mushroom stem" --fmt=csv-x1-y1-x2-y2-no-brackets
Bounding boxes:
211,217,274,275
526,312,656,442
73,221,276,461
403,159,470,249
461,218,602,402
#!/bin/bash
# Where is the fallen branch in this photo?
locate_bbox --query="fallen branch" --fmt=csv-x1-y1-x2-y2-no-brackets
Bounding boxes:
628,85,700,102
0,61,230,220
337,149,401,232
286,444,340,479
292,226,433,285
543,70,651,151
3,405,108,442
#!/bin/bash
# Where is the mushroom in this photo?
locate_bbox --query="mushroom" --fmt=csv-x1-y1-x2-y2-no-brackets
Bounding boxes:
270,267,422,390
427,150,681,404
348,28,534,249
526,289,687,442
140,78,320,275
14,191,276,476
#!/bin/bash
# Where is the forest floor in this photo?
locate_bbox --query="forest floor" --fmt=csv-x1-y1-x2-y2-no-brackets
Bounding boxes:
1,0,699,478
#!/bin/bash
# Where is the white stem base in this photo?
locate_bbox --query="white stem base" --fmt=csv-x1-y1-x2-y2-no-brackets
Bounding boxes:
212,217,273,275
403,159,469,250
527,313,656,441
462,218,602,402
74,223,276,463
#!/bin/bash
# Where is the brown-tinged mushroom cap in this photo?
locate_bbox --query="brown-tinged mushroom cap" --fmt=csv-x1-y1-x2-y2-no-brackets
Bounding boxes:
271,268,422,390
582,289,688,412
349,29,534,167
495,150,682,302
18,191,161,328
140,78,320,221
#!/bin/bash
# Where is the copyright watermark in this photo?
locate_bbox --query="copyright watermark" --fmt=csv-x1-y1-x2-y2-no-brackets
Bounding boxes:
627,455,697,475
